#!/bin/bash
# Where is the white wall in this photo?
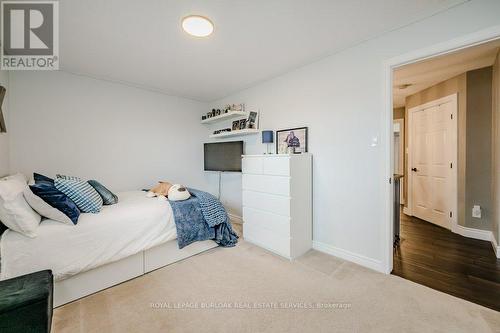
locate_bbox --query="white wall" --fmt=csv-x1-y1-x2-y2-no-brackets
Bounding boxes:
0,70,9,177
211,1,500,270
8,71,212,193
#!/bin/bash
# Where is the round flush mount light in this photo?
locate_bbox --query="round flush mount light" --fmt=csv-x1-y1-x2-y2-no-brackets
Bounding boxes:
182,15,214,37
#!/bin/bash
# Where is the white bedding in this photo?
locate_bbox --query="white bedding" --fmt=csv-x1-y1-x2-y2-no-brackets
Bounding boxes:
0,191,177,281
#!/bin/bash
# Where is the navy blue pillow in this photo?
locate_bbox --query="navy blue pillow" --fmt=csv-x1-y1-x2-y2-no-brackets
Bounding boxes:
30,174,80,224
88,180,118,205
34,172,54,183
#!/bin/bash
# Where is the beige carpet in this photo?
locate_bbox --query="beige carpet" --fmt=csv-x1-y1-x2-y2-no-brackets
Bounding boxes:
54,231,500,332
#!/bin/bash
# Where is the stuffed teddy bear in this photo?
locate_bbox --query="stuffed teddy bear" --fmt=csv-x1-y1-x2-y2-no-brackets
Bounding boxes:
146,181,172,201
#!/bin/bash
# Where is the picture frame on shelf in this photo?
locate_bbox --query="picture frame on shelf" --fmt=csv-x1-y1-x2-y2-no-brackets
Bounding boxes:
232,120,239,131
276,127,308,154
246,111,259,129
239,119,247,130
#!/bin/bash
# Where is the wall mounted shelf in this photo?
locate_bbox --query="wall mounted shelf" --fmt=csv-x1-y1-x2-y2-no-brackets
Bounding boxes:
201,111,247,124
209,128,259,139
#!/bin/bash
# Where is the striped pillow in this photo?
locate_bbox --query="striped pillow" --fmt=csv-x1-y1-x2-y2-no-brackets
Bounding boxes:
56,174,82,181
54,178,103,213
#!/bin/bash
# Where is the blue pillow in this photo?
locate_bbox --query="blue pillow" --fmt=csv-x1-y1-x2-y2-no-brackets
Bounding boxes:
30,177,80,225
88,180,118,205
34,172,54,183
54,178,103,213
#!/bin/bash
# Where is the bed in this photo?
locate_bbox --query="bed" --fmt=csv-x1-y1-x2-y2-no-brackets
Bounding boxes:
0,191,218,307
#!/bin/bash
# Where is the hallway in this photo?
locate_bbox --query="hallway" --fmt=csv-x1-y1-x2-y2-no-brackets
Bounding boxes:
392,213,500,311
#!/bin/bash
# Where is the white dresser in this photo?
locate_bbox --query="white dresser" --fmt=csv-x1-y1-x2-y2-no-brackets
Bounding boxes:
242,154,312,259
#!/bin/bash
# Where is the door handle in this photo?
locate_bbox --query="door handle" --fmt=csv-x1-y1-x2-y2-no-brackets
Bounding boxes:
411,167,418,172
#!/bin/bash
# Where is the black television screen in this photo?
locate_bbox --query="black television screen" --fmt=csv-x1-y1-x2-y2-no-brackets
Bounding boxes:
204,141,243,172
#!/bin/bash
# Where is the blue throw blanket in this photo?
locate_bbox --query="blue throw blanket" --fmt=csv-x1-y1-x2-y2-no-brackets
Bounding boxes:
169,189,238,249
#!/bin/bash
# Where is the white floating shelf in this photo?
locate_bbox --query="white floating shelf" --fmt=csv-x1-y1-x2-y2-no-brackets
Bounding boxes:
209,128,260,139
201,111,247,124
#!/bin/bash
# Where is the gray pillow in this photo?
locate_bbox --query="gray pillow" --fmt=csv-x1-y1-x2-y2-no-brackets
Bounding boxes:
88,180,118,205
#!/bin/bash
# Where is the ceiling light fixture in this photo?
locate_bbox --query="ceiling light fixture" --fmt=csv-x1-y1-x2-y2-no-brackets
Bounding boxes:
182,15,214,37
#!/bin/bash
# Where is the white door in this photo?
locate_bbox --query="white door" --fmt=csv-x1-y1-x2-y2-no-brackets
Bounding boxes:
409,96,457,229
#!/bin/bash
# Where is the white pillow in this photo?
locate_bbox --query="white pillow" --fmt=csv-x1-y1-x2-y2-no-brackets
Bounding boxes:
0,174,41,237
0,173,28,202
23,187,74,225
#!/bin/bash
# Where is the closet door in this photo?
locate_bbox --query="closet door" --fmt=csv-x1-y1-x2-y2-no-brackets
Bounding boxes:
410,99,456,230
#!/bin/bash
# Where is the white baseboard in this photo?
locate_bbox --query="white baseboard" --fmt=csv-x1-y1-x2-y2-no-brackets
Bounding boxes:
402,207,411,216
228,213,243,224
312,241,384,273
452,224,499,258
491,235,500,259
451,224,491,241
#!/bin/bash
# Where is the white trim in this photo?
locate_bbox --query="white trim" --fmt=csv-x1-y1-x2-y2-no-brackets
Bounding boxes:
383,24,500,275
228,213,243,224
491,235,500,259
406,93,458,231
452,225,499,258
451,224,492,241
382,50,394,275
393,118,405,176
312,241,384,273
403,206,411,216
401,211,499,258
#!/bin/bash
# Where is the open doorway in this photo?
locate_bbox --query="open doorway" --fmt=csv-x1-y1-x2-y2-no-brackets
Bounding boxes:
390,38,500,311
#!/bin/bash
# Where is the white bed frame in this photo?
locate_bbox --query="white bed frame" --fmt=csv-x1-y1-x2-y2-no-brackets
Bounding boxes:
53,239,218,307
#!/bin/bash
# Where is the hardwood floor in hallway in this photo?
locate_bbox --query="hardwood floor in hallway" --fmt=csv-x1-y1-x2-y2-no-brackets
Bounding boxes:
392,212,500,311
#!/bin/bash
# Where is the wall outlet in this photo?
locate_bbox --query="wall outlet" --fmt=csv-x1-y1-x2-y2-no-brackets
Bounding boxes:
472,205,482,219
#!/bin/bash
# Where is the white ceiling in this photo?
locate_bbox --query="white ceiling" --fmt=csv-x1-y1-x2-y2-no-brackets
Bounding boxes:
60,0,467,102
393,39,500,108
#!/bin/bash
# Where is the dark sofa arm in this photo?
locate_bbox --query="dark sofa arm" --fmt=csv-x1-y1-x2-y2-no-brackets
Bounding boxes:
0,270,53,333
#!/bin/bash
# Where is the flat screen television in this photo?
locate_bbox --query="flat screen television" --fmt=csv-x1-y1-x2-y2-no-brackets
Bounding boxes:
204,141,243,172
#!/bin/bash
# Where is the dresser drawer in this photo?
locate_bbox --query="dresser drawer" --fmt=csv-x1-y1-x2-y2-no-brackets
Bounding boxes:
243,190,290,216
243,223,290,258
242,174,290,196
242,157,263,174
243,207,290,237
263,157,290,176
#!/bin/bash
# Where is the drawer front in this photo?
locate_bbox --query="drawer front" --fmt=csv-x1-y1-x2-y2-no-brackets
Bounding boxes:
243,207,290,237
242,157,263,174
243,190,290,216
243,223,290,258
242,174,290,196
263,157,290,176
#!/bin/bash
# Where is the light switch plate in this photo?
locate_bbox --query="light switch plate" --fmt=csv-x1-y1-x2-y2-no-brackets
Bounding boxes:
472,205,481,219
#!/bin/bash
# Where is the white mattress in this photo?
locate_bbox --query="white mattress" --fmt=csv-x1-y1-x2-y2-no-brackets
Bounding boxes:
0,191,177,281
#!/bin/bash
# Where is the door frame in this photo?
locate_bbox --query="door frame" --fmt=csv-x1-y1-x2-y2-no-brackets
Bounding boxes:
382,25,500,274
393,118,404,175
393,118,405,204
406,94,458,231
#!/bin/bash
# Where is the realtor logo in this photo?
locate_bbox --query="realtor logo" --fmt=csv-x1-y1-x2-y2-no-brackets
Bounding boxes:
1,1,59,70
